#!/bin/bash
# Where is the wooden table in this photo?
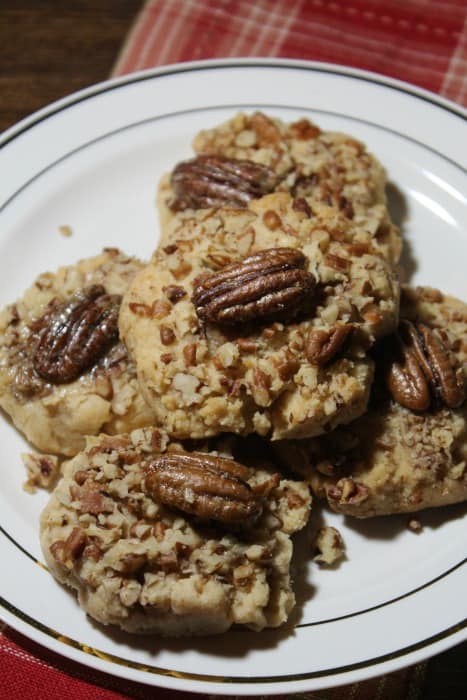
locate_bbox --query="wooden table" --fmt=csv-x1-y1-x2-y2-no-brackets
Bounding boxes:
0,0,141,133
0,2,465,698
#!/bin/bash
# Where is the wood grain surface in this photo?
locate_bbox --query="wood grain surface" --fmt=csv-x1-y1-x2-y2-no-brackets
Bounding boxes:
0,0,142,133
0,2,465,699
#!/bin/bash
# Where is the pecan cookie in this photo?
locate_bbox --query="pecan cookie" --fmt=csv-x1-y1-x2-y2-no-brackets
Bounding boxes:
40,427,311,636
157,111,401,265
274,286,467,517
120,192,400,441
0,249,154,457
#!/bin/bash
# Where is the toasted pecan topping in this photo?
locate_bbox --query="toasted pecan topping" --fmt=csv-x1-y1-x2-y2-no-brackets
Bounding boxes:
144,451,263,525
306,324,353,366
169,154,278,210
387,321,465,411
33,285,121,384
192,247,316,326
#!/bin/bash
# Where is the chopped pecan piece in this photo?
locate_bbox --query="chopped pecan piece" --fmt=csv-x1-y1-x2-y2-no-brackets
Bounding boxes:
328,478,369,505
277,357,300,381
163,285,187,303
160,325,176,345
323,253,351,272
250,111,282,145
289,119,321,140
313,526,345,565
192,247,316,325
387,321,465,411
292,197,312,217
77,489,113,515
119,552,148,574
262,209,282,230
169,154,278,210
22,452,59,491
50,527,88,569
183,343,197,367
144,451,263,525
306,324,352,366
128,302,152,317
33,285,121,383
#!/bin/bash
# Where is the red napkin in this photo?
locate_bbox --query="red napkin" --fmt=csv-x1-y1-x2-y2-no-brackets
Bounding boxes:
0,623,428,699
113,0,467,106
2,1,466,698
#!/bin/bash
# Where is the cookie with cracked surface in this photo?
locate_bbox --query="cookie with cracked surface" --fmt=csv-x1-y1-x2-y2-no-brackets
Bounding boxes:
157,111,401,265
273,286,467,517
120,192,401,440
40,427,311,636
0,249,155,457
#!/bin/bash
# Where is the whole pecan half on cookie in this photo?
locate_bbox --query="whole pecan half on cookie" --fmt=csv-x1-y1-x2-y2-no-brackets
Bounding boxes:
386,320,465,411
144,451,264,525
169,154,278,210
192,247,316,325
33,285,121,383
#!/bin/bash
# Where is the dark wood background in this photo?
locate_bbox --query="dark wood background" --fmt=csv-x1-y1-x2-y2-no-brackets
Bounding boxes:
0,2,465,698
0,0,142,132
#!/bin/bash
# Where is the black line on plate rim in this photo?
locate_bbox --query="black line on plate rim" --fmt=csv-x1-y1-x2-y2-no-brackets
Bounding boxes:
0,525,41,565
0,60,465,153
0,593,465,685
0,102,465,216
0,522,465,628
295,557,466,627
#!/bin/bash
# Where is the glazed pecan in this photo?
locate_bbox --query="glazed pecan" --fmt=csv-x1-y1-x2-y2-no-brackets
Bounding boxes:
305,324,352,366
387,320,465,411
144,451,263,524
192,247,316,325
33,285,121,384
169,154,278,210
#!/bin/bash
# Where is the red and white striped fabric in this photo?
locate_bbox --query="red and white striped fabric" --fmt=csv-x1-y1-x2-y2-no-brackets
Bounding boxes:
0,622,428,699
113,0,467,106
2,1,466,698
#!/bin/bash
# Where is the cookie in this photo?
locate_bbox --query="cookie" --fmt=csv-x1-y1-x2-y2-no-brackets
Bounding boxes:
120,192,400,441
0,249,154,456
157,111,401,265
274,286,467,517
40,427,311,636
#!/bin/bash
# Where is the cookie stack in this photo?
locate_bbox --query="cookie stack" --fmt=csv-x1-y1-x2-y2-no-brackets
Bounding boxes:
1,112,465,636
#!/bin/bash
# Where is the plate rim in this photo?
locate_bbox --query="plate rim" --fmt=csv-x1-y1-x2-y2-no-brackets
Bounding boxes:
1,57,466,151
1,597,466,696
0,57,466,694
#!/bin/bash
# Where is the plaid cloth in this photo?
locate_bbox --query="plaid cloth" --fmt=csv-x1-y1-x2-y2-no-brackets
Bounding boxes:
2,0,466,698
113,0,467,105
0,623,428,699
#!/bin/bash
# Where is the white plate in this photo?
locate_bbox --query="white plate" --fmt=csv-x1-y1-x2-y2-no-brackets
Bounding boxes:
0,59,466,696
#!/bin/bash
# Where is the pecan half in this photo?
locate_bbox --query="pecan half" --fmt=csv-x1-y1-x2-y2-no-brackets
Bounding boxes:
387,320,465,411
192,247,316,325
144,451,263,524
306,324,352,366
33,285,121,384
169,155,278,210
415,323,465,408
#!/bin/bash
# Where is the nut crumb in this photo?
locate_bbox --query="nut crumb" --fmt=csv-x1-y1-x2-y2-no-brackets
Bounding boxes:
313,526,345,565
408,518,423,533
58,225,73,237
22,452,60,493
